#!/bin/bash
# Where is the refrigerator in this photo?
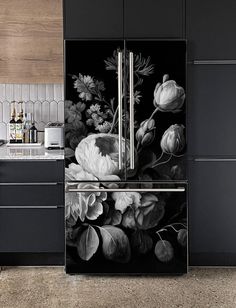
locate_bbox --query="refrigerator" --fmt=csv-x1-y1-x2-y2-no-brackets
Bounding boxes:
64,40,187,274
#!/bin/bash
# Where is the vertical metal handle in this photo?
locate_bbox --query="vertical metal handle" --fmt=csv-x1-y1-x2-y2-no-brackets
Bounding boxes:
118,51,123,170
129,52,134,170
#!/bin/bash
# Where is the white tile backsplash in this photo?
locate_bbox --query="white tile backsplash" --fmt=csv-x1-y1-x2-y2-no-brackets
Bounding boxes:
0,84,64,141
5,84,14,102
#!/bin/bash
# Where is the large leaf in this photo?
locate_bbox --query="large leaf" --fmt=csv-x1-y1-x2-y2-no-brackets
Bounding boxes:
154,240,174,263
99,225,131,263
131,230,153,255
135,197,165,230
77,226,99,261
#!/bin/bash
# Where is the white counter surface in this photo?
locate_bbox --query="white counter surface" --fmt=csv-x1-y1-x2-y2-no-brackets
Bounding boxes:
0,144,64,160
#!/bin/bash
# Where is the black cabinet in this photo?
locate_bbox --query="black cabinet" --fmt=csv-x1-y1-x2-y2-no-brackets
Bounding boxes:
64,0,184,39
63,0,123,38
124,0,184,38
0,184,64,207
187,0,236,60
0,160,65,266
188,65,236,156
0,208,64,253
189,160,236,265
0,160,64,183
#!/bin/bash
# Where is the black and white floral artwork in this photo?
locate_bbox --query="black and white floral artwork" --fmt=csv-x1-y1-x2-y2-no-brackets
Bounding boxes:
65,40,187,274
66,183,187,274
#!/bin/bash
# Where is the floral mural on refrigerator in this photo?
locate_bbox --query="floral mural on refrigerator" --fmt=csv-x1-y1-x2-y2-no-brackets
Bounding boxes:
65,40,187,274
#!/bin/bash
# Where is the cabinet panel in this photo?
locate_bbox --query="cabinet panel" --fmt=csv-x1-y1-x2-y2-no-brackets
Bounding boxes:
187,0,236,59
126,40,186,181
0,0,63,84
188,65,236,156
66,182,187,274
64,0,123,38
0,160,64,183
189,161,236,265
65,40,127,181
124,0,184,38
0,184,64,207
0,208,64,252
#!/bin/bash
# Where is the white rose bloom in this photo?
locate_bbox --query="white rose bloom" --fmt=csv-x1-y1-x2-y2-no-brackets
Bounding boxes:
65,163,97,181
75,133,127,181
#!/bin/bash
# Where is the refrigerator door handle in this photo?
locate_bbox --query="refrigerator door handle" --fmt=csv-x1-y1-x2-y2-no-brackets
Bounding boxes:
118,51,123,170
67,188,185,192
129,51,135,170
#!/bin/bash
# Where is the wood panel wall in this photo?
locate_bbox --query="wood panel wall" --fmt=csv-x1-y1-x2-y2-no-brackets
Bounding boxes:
0,0,63,83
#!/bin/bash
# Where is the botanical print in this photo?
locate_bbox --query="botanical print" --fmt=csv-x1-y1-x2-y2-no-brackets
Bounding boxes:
65,48,186,182
66,184,187,272
65,44,186,273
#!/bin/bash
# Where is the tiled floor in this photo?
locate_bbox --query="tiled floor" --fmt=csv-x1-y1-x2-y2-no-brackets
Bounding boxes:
0,267,235,308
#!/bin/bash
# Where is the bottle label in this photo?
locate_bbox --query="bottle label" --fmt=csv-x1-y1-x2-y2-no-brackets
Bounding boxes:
15,123,23,141
9,123,16,141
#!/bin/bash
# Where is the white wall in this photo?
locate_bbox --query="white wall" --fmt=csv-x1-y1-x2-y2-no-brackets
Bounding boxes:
0,84,64,140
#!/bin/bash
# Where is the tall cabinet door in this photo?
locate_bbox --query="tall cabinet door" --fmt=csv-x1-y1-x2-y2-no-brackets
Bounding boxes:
189,160,236,265
187,0,236,60
124,0,184,38
65,40,127,181
63,0,123,39
125,40,187,182
188,65,236,156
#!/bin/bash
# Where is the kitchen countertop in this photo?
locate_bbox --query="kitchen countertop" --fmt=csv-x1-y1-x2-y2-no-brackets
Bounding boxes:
0,144,64,160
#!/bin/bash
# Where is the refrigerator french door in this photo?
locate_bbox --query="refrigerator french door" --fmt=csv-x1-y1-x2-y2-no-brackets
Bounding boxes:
65,40,187,274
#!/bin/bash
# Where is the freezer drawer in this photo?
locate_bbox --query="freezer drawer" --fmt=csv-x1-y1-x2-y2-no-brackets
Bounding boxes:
189,160,236,265
65,183,187,275
0,183,64,207
188,65,236,156
0,208,64,253
0,160,64,183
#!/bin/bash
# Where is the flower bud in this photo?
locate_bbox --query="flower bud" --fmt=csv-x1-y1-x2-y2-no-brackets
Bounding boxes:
136,119,155,147
160,124,185,154
153,79,185,113
141,131,155,146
